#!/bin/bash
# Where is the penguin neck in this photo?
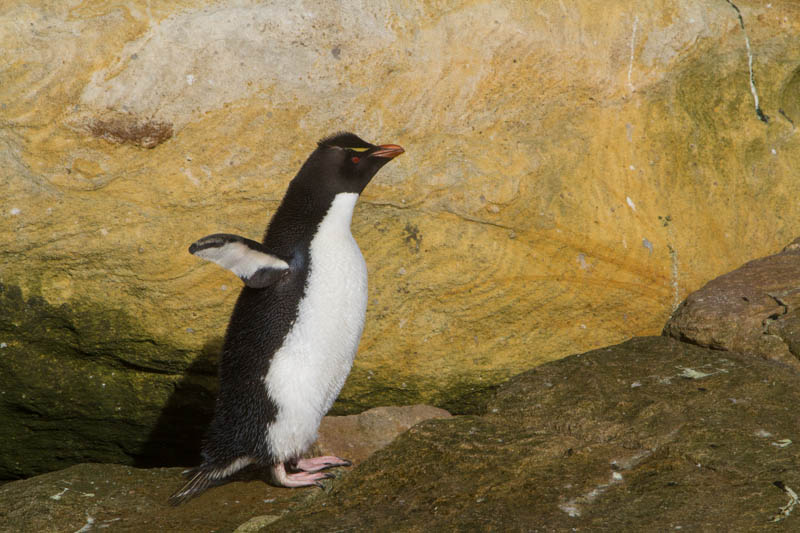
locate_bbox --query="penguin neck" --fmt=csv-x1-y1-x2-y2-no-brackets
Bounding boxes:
263,183,359,255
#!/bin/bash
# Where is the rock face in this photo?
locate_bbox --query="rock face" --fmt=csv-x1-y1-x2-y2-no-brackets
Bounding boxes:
2,337,798,531
664,238,800,370
4,1,800,476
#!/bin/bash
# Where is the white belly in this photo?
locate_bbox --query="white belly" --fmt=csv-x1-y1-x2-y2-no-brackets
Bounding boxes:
264,192,368,461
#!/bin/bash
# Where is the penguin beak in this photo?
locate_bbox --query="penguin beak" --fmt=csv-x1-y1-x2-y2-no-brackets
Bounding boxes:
370,144,404,159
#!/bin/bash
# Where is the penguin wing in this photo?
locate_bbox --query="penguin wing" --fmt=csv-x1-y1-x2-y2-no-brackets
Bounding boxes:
189,233,289,288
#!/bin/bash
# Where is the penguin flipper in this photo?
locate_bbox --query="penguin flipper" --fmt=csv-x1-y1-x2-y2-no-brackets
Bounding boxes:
189,233,289,288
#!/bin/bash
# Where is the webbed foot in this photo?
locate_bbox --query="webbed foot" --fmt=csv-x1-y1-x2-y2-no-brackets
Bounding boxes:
272,461,334,488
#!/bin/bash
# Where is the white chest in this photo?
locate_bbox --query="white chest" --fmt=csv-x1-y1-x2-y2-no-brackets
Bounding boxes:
264,192,368,460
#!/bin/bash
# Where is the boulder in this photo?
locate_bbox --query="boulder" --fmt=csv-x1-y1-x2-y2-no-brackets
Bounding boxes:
4,1,800,476
314,405,452,465
664,238,800,370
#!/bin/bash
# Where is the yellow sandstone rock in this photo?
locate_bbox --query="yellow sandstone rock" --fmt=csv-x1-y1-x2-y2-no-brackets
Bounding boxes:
2,1,800,474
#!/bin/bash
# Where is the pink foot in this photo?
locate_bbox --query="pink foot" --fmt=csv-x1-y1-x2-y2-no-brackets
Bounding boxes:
271,462,333,488
295,455,352,473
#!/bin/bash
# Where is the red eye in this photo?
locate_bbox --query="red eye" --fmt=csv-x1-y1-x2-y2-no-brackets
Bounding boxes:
351,156,360,163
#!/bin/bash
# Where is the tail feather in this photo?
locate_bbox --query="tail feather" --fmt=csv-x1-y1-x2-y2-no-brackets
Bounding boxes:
168,457,256,506
168,468,221,506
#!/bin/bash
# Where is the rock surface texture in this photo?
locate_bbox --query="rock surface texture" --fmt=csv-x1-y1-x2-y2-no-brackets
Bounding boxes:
3,1,800,476
262,336,800,531
0,404,451,532
665,237,800,370
2,337,798,531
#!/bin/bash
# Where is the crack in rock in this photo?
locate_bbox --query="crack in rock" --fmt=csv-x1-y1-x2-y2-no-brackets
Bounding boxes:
766,293,789,318
725,0,769,123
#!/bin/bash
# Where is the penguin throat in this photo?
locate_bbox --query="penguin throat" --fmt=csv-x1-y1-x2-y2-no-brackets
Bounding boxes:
321,192,359,231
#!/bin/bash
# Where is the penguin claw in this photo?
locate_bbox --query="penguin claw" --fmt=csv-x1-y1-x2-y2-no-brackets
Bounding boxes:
294,455,352,473
312,473,336,489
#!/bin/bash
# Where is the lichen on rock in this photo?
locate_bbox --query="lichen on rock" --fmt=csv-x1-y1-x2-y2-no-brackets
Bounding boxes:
87,115,173,149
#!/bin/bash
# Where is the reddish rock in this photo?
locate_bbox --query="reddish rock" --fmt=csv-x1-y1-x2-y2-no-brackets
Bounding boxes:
664,238,800,371
314,405,452,465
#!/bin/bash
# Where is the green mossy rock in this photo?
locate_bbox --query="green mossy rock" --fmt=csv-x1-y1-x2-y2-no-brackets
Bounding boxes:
0,284,217,479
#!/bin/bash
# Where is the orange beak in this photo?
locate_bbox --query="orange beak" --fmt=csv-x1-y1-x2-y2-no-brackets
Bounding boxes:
370,144,405,159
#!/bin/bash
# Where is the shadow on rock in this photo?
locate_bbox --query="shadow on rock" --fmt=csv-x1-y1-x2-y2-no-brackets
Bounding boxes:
133,337,222,468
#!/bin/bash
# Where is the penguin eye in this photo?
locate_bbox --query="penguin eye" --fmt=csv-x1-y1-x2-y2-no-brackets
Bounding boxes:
351,156,360,164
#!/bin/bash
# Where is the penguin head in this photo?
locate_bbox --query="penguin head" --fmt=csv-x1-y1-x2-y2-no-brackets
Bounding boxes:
308,132,404,195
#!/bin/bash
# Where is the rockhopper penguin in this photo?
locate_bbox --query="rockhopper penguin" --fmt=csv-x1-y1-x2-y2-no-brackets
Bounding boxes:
169,133,404,505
